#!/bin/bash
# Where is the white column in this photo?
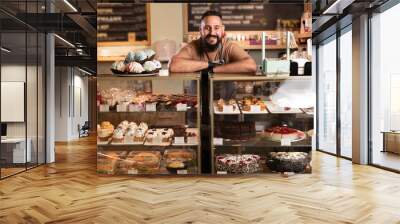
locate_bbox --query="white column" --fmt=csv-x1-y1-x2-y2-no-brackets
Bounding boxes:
46,33,55,163
352,14,369,164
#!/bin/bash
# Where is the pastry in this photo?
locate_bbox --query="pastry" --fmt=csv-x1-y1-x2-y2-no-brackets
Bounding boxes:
216,154,261,174
97,151,124,174
125,51,136,63
134,128,146,142
143,61,157,72
97,121,114,141
216,98,237,112
124,127,136,143
267,152,309,173
152,60,162,69
112,128,125,143
111,61,126,73
118,120,130,131
134,50,147,63
129,151,161,172
265,126,302,142
144,49,156,60
164,149,194,161
138,122,148,131
126,62,144,74
241,96,267,112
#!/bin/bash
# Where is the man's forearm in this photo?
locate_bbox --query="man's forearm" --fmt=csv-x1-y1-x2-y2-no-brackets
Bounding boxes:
169,58,208,73
213,58,257,74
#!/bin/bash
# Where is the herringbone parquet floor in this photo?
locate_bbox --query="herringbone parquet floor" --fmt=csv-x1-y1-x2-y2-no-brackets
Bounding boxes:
1,136,400,224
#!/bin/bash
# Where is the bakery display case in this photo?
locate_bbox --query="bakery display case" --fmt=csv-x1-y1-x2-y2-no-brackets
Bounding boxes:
96,72,201,175
209,74,314,174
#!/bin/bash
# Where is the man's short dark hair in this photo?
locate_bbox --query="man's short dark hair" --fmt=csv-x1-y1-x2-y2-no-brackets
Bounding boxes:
201,10,222,21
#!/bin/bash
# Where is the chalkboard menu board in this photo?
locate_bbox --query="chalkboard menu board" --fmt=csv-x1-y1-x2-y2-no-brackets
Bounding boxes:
97,3,148,42
188,3,303,32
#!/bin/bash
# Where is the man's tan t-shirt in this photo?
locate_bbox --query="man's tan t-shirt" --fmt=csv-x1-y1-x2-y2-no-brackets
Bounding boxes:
177,38,250,64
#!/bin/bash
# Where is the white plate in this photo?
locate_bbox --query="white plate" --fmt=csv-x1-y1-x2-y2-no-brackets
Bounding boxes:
113,72,158,77
264,131,307,143
266,101,303,114
213,105,240,114
110,140,144,145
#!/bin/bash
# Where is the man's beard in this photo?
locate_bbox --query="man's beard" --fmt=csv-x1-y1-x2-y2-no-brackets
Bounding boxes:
201,34,221,52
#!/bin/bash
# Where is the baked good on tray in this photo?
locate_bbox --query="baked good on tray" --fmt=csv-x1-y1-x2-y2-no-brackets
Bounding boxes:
128,151,161,173
164,149,195,174
216,154,261,174
126,61,144,74
265,126,305,142
111,61,126,73
134,50,148,63
217,121,256,140
97,151,126,174
267,152,309,173
125,51,136,63
97,121,114,142
112,128,125,143
144,49,156,61
240,96,267,112
216,98,237,112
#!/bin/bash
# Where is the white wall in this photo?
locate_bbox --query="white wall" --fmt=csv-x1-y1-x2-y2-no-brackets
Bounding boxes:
55,67,89,141
150,3,183,47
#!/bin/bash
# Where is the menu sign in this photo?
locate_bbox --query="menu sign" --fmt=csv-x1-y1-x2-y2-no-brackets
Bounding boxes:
97,3,148,42
187,3,303,32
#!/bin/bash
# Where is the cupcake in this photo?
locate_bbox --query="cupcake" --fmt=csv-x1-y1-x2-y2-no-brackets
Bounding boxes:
111,61,126,73
112,128,125,143
134,51,147,63
124,127,136,143
144,49,156,61
138,122,148,131
143,61,158,73
134,128,146,142
125,51,136,63
152,60,162,69
97,122,114,142
126,62,144,74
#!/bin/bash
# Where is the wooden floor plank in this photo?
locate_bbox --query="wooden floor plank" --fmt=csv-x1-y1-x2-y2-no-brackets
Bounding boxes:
0,136,399,223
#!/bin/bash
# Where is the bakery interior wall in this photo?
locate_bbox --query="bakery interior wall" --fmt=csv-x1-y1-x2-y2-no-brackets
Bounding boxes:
55,67,89,141
97,3,285,68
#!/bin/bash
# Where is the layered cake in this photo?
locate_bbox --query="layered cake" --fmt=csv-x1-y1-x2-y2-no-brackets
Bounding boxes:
265,126,303,142
267,152,309,173
217,122,256,140
97,121,114,142
216,154,261,174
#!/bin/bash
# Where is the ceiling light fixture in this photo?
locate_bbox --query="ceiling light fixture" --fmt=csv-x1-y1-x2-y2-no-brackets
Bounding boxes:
1,47,11,53
63,0,78,12
54,34,75,48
